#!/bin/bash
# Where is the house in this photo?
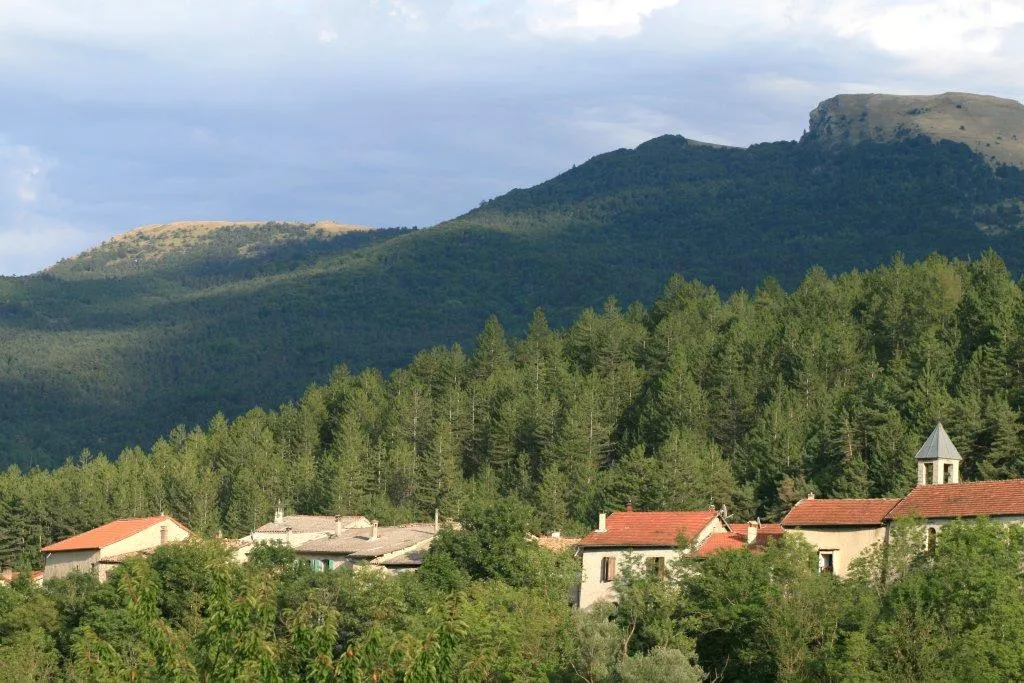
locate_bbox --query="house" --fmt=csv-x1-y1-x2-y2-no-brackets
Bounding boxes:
294,520,440,573
234,505,371,561
41,515,190,582
780,497,900,575
576,505,780,609
782,422,1024,576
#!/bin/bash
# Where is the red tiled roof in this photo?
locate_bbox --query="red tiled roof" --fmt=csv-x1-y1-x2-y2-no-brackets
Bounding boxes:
693,523,786,557
695,525,748,556
781,498,900,527
580,510,718,548
887,480,1024,519
42,516,180,552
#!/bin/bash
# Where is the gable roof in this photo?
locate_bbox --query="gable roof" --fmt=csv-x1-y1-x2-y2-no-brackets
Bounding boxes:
781,498,900,527
887,479,1024,519
42,516,184,553
255,515,370,534
580,510,719,548
295,523,436,558
915,422,962,461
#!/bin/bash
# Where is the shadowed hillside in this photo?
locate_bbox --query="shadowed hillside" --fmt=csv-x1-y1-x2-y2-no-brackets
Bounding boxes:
3,95,1024,466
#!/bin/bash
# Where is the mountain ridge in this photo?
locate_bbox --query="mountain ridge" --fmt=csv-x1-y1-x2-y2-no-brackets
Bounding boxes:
4,92,1024,467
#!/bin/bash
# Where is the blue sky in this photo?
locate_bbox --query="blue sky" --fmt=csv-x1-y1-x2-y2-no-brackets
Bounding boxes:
1,0,1023,274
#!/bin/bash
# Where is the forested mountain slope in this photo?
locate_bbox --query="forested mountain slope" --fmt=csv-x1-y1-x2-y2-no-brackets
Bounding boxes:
2,111,1024,466
4,253,1024,565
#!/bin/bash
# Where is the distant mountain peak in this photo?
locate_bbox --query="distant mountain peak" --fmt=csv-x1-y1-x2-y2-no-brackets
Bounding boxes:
48,220,376,276
804,92,1024,167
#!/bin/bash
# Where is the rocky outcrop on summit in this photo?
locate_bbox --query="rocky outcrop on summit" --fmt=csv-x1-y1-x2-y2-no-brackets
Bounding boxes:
805,92,1024,167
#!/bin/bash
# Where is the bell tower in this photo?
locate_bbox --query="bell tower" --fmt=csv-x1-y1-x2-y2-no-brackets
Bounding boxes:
915,423,961,485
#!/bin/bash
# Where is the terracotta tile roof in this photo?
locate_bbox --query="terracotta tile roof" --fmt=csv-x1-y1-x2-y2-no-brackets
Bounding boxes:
580,510,719,548
781,498,900,527
887,480,1024,519
693,523,786,557
695,526,748,556
42,516,183,553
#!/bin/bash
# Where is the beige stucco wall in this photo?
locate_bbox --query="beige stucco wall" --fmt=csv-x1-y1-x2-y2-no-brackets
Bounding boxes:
43,549,99,581
785,526,888,577
99,520,190,560
578,518,725,609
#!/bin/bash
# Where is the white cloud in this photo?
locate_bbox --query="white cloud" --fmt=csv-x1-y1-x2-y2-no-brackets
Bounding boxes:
0,140,91,275
523,0,681,38
0,1,1022,270
317,29,339,44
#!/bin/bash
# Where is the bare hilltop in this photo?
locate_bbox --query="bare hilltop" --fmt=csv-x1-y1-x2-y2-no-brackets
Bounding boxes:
805,92,1024,167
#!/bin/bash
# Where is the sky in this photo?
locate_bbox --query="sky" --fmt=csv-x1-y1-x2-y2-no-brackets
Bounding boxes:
1,0,1023,275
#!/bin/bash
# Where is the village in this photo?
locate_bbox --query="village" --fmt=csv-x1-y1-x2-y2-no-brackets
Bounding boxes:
7,423,1018,613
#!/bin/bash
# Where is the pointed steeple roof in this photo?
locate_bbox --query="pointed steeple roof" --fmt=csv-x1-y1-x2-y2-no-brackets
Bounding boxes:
914,423,962,462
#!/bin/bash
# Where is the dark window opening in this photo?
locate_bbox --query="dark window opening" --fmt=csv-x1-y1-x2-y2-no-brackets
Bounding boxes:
943,464,953,483
601,556,616,582
927,527,937,551
924,463,934,485
819,552,835,574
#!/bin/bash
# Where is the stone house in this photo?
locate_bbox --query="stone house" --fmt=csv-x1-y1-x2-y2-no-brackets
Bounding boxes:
295,520,441,573
41,515,190,582
234,506,371,561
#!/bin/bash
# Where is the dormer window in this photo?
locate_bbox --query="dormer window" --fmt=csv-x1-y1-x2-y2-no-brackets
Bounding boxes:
924,463,934,485
943,463,953,484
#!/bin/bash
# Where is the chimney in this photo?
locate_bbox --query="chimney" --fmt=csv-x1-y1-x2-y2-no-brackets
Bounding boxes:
274,502,284,524
746,520,759,545
597,512,607,533
807,492,815,500
551,531,561,538
434,508,439,533
335,515,343,537
371,520,379,541
285,528,292,546
159,525,168,545
625,501,633,512
719,504,728,521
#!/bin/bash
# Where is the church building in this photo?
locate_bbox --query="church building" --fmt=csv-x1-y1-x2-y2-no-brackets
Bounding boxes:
782,423,1024,576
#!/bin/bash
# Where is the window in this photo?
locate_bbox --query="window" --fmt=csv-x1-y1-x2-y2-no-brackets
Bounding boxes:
600,556,616,582
924,463,934,485
311,559,323,572
645,556,666,579
818,551,835,574
943,464,953,483
927,527,937,552
325,559,333,571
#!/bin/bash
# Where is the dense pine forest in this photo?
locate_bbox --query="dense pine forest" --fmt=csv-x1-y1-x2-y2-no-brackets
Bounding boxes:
3,135,1023,467
5,252,1024,679
5,251,1024,559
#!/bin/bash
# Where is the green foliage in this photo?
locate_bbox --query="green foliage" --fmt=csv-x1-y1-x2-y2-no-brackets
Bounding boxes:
2,136,1023,467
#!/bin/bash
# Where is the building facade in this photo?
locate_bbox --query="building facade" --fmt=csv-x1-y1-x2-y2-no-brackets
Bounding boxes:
782,423,1024,576
41,515,191,582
